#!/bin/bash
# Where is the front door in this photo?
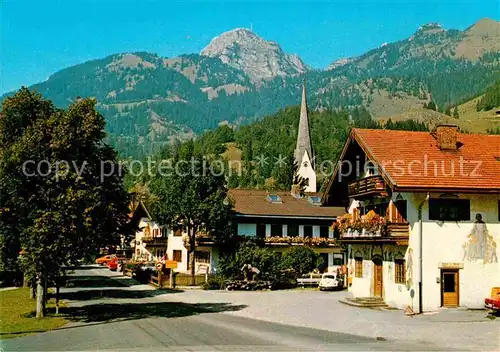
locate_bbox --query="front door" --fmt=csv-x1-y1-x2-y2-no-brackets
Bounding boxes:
373,258,383,297
441,270,459,307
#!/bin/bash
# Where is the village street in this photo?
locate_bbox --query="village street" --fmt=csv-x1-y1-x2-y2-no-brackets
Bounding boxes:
2,265,499,352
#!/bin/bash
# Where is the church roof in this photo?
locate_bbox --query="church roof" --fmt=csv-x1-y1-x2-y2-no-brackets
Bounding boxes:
294,81,314,169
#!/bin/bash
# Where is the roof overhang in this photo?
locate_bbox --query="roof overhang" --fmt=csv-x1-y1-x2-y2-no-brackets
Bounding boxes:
232,213,339,220
393,186,500,194
321,129,397,203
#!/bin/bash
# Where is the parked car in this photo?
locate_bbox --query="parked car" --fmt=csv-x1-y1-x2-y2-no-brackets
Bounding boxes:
107,257,127,271
297,273,322,287
96,254,115,265
485,287,500,313
319,272,342,291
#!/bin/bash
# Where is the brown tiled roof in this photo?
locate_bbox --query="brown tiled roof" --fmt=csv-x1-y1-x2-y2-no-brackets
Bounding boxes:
228,189,345,218
350,128,500,192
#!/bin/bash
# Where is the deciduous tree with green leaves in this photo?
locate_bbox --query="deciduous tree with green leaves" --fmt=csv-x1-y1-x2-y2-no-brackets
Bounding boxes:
149,142,233,285
0,88,130,318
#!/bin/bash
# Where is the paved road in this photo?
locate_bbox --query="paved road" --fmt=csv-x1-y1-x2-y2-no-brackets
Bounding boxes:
1,266,496,351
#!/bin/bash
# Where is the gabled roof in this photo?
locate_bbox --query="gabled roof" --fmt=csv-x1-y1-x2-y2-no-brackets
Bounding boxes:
323,128,500,196
229,189,345,219
128,200,155,222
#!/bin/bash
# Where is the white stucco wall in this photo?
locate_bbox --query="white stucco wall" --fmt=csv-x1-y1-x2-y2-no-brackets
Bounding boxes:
346,192,499,311
406,192,500,311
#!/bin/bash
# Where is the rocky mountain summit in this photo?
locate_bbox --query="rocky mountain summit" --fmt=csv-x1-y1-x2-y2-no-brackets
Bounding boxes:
201,28,308,84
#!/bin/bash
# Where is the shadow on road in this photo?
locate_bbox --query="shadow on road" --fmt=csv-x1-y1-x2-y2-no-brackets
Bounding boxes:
1,302,247,337
65,275,127,288
58,301,247,323
54,287,179,301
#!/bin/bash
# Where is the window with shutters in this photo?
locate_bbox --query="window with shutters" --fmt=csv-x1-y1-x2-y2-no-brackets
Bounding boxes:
395,259,406,284
355,257,363,278
429,199,470,221
173,250,182,262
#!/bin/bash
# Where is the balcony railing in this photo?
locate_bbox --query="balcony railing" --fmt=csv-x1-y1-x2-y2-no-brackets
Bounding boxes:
142,236,168,246
184,235,216,248
348,175,387,198
340,223,409,242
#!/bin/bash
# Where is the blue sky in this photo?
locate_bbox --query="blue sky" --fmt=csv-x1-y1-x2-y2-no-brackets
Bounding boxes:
1,0,498,94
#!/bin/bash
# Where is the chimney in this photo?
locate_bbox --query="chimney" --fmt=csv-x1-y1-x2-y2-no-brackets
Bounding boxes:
435,125,458,150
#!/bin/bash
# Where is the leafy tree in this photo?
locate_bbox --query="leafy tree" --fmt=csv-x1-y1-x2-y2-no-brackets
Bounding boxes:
149,145,233,284
0,88,130,318
280,246,323,276
453,106,459,119
218,241,281,279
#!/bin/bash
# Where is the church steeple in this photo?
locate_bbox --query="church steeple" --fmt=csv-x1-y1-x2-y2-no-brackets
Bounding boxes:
294,80,316,192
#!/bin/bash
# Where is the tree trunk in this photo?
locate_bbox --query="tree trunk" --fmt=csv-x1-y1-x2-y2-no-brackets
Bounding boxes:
30,279,36,299
43,279,48,305
35,275,44,318
55,285,60,315
189,226,196,286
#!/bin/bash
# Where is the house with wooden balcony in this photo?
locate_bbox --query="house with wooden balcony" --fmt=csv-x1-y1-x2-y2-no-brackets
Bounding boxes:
322,126,500,312
129,201,215,274
228,189,345,271
129,201,168,262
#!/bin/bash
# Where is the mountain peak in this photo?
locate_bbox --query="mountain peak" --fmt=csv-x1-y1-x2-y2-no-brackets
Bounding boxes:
414,22,445,36
201,28,307,83
465,18,500,36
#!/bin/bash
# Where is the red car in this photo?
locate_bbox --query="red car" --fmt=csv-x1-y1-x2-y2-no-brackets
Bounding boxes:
107,257,127,271
485,287,500,312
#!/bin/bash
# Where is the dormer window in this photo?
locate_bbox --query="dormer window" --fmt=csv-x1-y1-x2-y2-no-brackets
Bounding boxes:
308,196,322,206
267,194,282,203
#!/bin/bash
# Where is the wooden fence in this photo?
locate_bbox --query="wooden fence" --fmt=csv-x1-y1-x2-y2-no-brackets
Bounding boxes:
148,271,209,288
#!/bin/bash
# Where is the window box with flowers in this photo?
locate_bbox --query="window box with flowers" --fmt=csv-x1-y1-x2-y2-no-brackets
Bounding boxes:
264,236,340,247
335,211,389,238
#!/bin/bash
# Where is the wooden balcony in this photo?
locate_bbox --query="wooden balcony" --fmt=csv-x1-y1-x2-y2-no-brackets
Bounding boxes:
348,176,388,199
340,223,409,244
142,236,168,247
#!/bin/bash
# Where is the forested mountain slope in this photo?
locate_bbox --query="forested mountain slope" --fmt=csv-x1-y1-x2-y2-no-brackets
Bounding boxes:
2,18,499,158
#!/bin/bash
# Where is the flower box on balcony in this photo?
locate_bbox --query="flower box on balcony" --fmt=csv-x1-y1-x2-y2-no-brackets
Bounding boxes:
264,236,340,247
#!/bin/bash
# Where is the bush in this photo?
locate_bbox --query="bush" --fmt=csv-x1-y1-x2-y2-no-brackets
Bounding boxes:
218,241,282,280
280,246,323,276
202,275,226,290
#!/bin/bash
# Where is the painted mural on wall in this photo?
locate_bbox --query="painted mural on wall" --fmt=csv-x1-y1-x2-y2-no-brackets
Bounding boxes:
406,248,413,290
463,213,498,264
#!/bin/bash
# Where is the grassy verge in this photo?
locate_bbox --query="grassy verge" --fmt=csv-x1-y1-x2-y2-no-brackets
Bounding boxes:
0,287,69,339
